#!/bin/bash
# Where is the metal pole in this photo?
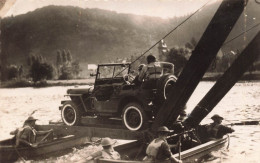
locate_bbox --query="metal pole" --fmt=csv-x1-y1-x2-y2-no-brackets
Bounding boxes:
184,32,260,128
152,0,245,129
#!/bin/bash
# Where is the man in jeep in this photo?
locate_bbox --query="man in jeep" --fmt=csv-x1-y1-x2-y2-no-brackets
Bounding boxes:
138,54,163,88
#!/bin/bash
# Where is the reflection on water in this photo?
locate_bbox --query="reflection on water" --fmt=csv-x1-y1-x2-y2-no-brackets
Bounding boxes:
0,82,259,162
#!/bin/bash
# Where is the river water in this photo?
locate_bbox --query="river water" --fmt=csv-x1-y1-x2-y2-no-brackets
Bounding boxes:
0,81,259,162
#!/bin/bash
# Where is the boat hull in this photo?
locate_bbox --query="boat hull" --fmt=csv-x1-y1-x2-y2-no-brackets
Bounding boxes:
0,126,90,162
94,136,228,163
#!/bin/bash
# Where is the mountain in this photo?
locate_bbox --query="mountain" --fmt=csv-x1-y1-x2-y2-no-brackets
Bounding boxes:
1,1,259,77
1,6,173,65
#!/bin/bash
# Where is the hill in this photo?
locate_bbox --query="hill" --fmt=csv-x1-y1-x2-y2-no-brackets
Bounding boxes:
1,1,259,78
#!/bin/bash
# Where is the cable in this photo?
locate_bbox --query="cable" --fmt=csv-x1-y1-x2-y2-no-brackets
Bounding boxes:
223,23,260,45
112,0,212,79
130,0,212,65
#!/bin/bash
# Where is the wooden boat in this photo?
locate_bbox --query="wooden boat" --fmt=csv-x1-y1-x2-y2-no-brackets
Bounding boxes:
93,135,228,163
0,125,91,162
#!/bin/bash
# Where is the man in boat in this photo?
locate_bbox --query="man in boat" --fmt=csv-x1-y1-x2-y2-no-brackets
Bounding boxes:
10,116,53,147
206,114,234,139
86,137,120,160
144,126,182,163
138,54,163,88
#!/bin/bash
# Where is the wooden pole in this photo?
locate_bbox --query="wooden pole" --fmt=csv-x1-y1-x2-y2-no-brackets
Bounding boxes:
184,32,260,128
152,0,245,129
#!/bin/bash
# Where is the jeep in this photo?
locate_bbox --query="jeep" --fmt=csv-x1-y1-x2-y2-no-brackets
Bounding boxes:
59,62,177,131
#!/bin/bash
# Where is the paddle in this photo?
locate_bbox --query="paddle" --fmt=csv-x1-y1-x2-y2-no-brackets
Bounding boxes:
31,130,54,147
225,120,259,126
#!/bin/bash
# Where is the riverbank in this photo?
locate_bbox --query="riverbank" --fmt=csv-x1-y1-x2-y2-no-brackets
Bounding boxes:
202,71,260,81
0,79,95,88
1,72,259,88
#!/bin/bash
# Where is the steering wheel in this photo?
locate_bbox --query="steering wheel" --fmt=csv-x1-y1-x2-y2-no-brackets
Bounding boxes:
123,74,135,85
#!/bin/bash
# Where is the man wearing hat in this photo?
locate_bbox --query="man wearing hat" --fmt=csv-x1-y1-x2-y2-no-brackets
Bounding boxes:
11,116,53,147
144,126,182,163
86,137,120,160
206,114,234,139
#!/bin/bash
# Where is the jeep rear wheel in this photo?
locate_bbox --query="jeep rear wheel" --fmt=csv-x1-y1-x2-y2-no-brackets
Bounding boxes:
61,101,82,126
122,103,147,131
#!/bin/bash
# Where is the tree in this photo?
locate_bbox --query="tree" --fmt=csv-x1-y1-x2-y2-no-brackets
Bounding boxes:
62,49,67,64
59,66,73,80
71,61,81,78
66,50,72,63
57,49,82,79
166,46,190,76
56,50,62,76
6,65,19,80
29,55,54,83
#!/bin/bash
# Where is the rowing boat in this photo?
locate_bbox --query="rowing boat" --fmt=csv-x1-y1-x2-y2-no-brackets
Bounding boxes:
0,125,90,162
94,135,228,163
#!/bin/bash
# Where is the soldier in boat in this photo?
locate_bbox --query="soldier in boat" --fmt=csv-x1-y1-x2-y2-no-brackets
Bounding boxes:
86,137,120,161
10,116,54,147
206,114,234,140
144,126,182,163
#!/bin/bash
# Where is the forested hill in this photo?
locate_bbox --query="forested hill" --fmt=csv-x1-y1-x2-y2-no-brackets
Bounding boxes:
1,1,259,67
1,5,174,65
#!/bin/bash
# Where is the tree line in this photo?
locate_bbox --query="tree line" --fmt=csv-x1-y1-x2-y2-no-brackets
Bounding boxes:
1,49,81,83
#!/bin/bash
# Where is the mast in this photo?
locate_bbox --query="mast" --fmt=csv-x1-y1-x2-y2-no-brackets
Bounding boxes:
184,32,260,128
152,0,245,129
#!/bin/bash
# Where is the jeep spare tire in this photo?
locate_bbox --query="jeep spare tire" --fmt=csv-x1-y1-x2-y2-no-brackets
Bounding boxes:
157,75,177,101
122,103,147,131
61,101,82,126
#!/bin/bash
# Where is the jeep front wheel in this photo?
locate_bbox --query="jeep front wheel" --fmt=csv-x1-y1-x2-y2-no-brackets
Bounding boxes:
61,101,82,126
122,103,147,131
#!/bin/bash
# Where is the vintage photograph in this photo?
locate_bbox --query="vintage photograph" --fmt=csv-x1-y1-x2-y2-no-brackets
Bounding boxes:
0,0,259,162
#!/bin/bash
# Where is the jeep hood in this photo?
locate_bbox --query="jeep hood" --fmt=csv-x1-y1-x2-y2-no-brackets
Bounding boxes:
67,87,93,95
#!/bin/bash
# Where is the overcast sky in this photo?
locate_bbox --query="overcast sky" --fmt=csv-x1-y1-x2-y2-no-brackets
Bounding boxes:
2,0,214,18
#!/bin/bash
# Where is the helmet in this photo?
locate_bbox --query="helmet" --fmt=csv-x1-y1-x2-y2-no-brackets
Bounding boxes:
101,137,114,147
147,54,156,64
157,126,173,133
211,114,224,120
138,64,145,71
25,116,37,122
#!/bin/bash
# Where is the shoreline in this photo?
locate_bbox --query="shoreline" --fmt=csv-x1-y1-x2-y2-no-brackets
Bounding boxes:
1,73,259,88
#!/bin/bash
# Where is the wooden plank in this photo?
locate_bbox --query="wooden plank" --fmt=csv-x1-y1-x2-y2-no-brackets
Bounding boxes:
38,125,146,140
184,32,260,127
152,0,245,129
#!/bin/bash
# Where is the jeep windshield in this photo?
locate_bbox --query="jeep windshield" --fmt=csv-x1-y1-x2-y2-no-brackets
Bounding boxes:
97,63,130,79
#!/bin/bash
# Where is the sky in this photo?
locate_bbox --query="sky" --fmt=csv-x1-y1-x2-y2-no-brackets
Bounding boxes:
2,0,213,18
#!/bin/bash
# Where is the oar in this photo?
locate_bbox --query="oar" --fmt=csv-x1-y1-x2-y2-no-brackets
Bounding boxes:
178,135,182,160
31,131,53,147
225,120,259,126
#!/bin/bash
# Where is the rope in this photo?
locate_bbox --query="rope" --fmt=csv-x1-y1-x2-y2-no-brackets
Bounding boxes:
14,147,26,163
223,23,260,45
255,0,260,4
130,0,211,66
226,134,230,150
112,0,212,79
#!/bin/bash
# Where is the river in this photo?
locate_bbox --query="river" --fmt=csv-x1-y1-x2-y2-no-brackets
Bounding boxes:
0,81,259,162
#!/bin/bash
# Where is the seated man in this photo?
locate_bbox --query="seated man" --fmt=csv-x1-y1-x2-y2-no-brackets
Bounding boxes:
138,54,163,88
132,64,145,86
86,137,120,160
206,114,234,140
10,116,53,147
144,126,182,163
